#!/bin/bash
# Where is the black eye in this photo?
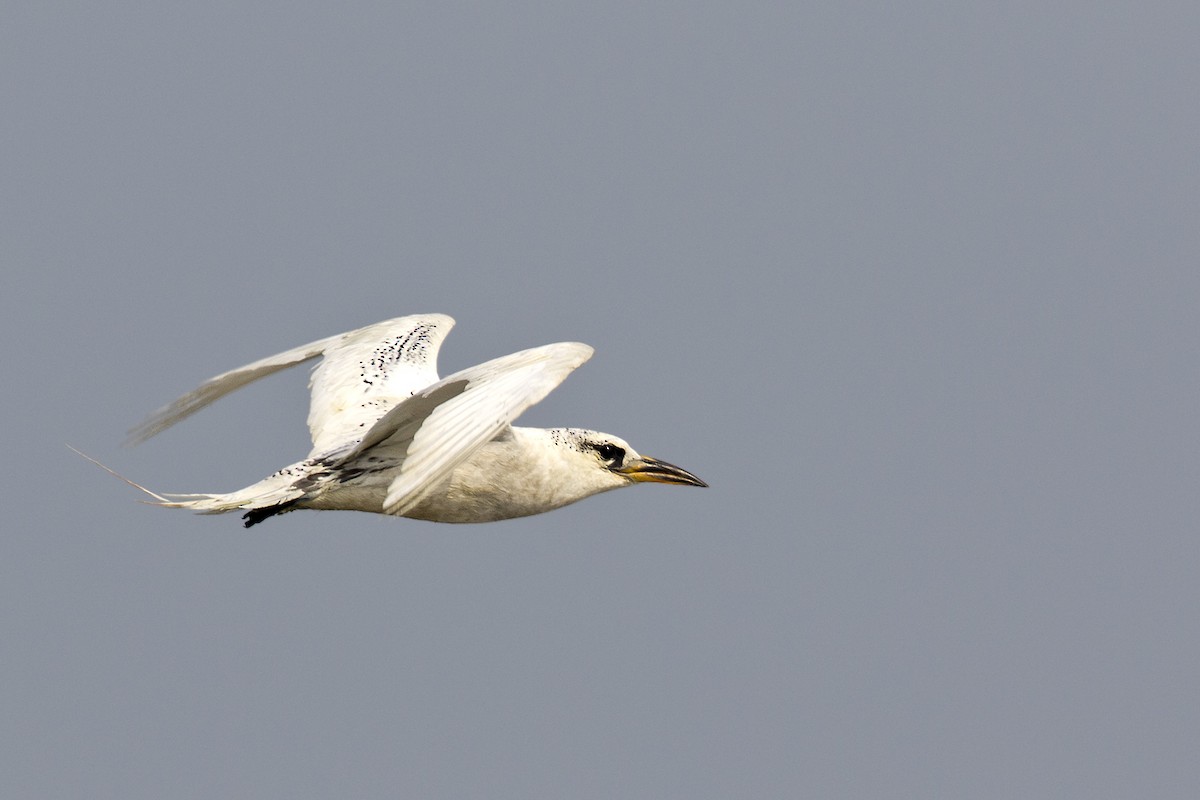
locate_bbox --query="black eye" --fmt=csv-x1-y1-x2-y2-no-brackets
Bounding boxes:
594,443,625,467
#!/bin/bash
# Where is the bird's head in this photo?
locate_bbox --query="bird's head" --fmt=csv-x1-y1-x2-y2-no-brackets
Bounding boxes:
545,428,708,494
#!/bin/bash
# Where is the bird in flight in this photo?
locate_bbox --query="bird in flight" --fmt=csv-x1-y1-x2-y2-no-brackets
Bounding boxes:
88,314,706,527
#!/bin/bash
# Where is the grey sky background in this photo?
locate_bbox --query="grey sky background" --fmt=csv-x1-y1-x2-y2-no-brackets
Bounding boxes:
4,2,1199,797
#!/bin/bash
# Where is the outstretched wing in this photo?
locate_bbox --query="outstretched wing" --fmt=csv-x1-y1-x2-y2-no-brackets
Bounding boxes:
337,342,593,517
126,314,455,453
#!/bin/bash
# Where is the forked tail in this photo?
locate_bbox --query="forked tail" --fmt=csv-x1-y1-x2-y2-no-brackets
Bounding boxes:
68,445,310,527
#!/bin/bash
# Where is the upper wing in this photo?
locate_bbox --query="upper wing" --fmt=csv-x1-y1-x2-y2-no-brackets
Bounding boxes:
336,342,594,517
125,314,455,451
305,314,454,454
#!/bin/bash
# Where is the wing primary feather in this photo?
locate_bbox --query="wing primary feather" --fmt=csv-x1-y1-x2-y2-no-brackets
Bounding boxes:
125,331,343,446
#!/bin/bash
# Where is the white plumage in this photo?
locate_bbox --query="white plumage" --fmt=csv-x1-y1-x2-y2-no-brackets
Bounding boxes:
93,314,706,526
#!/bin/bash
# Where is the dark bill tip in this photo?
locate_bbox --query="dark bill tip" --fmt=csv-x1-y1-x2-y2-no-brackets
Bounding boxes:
620,456,708,488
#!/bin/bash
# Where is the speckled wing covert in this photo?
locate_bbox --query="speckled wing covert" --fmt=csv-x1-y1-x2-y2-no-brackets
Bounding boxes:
125,314,456,454
304,314,453,454
335,342,594,517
